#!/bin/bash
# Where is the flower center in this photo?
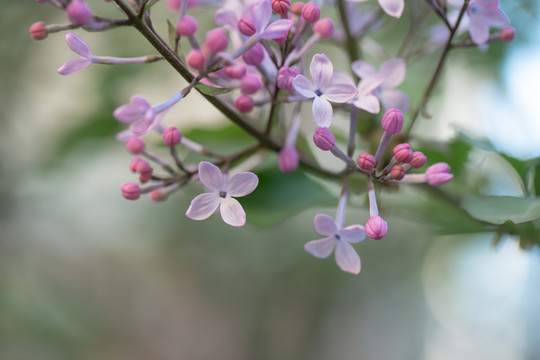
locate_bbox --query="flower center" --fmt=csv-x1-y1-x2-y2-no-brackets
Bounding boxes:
315,89,323,97
334,234,341,241
219,191,227,198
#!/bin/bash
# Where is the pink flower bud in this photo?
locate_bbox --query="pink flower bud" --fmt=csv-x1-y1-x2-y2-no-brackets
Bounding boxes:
163,126,182,146
204,28,228,54
240,74,263,95
391,165,405,180
167,0,196,10
271,0,290,15
150,188,168,201
126,137,145,154
66,0,92,25
139,172,152,183
313,18,334,39
176,15,198,36
410,151,427,169
313,127,335,151
129,157,152,174
238,16,257,36
121,182,141,200
291,2,303,15
224,63,246,79
186,49,205,71
500,26,515,43
277,67,299,91
365,216,388,240
29,22,47,40
393,143,413,163
381,108,403,134
425,162,453,186
242,43,264,65
279,146,299,173
234,95,254,112
357,153,376,171
301,2,320,23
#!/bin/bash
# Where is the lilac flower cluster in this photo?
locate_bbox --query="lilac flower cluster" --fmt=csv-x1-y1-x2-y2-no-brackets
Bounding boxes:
30,0,513,274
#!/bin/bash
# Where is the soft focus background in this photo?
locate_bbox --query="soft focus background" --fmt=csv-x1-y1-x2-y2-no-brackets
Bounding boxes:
1,1,540,359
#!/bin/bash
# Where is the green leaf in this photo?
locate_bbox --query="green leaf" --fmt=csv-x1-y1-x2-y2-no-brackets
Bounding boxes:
194,82,232,96
463,196,540,225
242,168,335,228
167,19,178,52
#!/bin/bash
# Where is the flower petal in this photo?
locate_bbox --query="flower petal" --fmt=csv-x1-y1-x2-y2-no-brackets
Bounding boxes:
292,75,316,98
65,32,92,58
379,58,406,89
357,75,384,96
335,241,361,274
113,104,145,123
220,197,246,227
312,96,333,127
185,193,221,220
214,9,238,28
310,54,333,90
481,8,510,27
313,214,338,236
322,83,358,103
260,19,293,40
339,225,366,243
380,89,409,112
57,58,92,75
198,161,225,192
353,94,380,114
226,172,259,197
351,60,377,79
332,70,355,86
378,0,404,18
253,0,272,32
469,15,490,45
304,237,336,259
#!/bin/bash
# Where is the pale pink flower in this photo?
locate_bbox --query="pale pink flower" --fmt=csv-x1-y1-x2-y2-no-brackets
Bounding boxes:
304,214,366,274
352,58,409,113
332,71,384,114
292,54,358,127
466,0,509,45
186,161,259,227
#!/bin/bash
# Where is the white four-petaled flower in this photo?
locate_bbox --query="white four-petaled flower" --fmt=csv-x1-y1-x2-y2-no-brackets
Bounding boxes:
292,54,358,128
186,161,259,227
304,214,366,274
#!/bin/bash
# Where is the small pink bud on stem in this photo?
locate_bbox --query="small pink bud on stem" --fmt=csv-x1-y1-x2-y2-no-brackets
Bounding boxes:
121,182,141,200
272,0,290,15
301,2,320,23
29,21,48,40
163,127,182,146
393,143,413,163
500,27,515,43
425,162,454,186
279,146,299,173
66,0,92,25
313,127,335,151
409,151,427,169
357,153,376,172
365,216,388,240
126,137,146,154
238,16,257,36
176,15,198,36
313,18,334,39
291,2,303,15
390,165,406,180
240,74,263,95
374,109,405,164
186,49,205,71
235,95,254,112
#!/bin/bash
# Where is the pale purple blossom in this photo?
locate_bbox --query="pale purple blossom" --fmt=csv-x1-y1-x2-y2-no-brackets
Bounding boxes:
58,33,162,75
304,214,366,274
332,71,384,114
292,54,358,127
351,58,409,113
466,0,510,45
186,161,259,227
346,0,404,18
114,92,183,137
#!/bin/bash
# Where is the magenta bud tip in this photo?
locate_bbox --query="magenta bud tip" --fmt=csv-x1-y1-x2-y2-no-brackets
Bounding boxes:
393,143,413,163
365,216,388,240
357,153,376,171
177,15,198,36
313,18,334,39
301,2,320,23
381,108,404,134
234,95,254,112
121,182,141,200
163,127,182,146
313,127,335,151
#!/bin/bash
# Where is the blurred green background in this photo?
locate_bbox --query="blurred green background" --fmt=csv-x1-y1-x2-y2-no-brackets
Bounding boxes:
1,1,540,359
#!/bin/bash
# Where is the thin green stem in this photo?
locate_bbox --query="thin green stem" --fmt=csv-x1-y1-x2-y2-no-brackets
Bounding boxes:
404,0,469,137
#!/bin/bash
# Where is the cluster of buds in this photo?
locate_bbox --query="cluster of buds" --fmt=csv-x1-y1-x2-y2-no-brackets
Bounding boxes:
29,0,512,275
